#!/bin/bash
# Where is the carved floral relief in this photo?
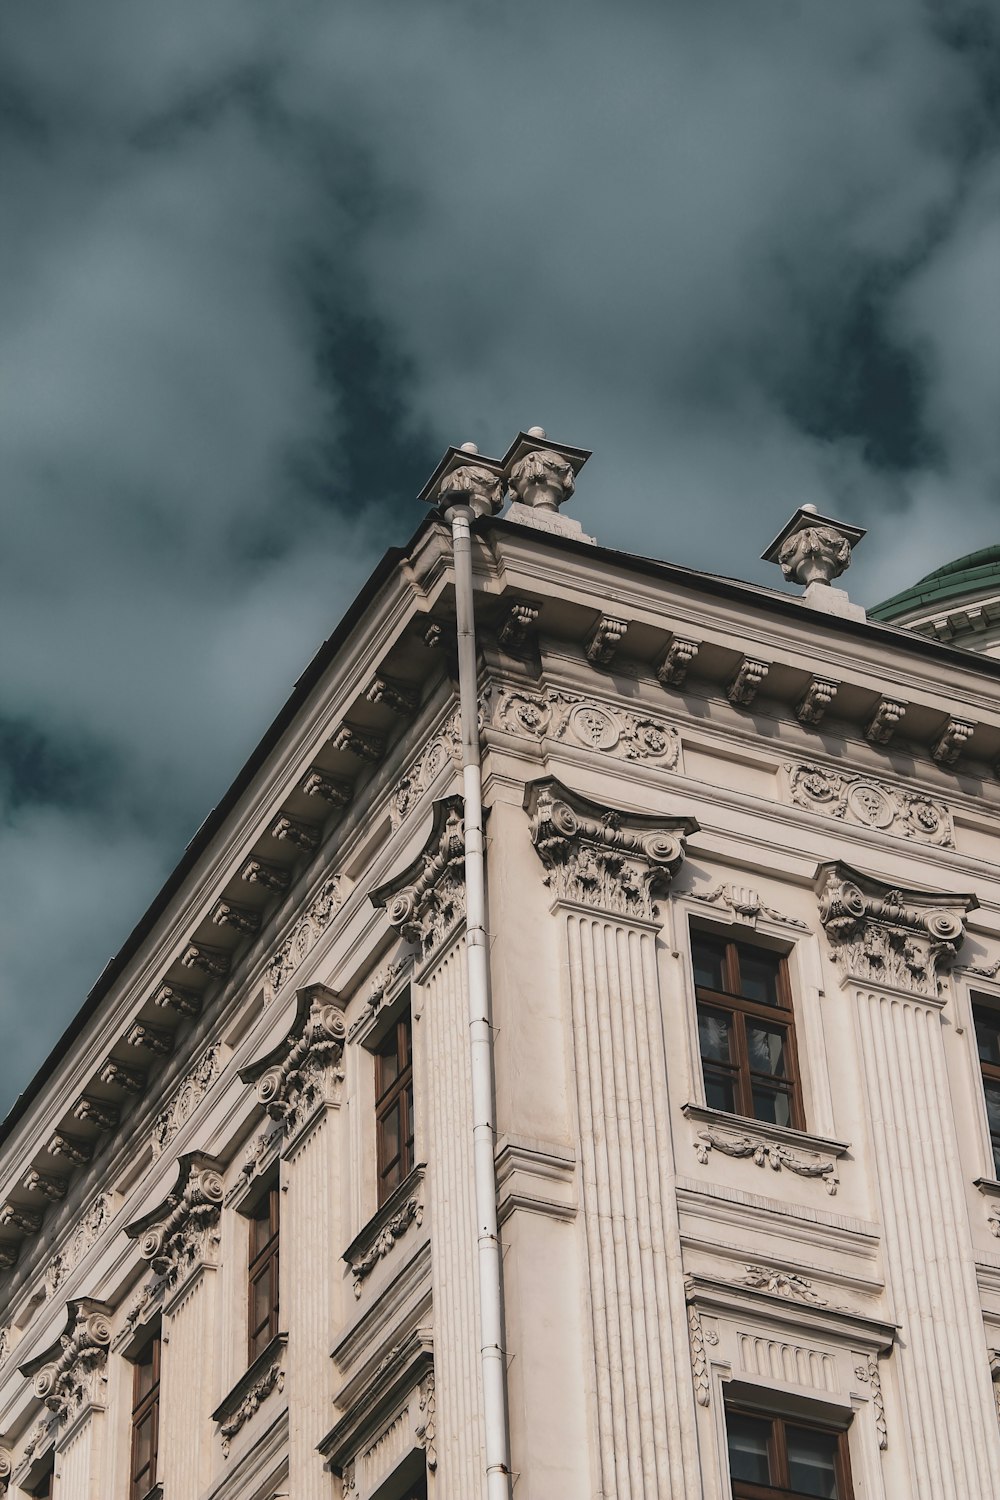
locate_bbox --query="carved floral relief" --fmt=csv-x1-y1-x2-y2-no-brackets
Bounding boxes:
488,685,680,770
262,876,344,1005
787,763,954,848
151,1043,222,1157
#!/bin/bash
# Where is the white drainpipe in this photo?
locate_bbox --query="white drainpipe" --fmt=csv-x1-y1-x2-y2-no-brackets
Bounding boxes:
439,454,511,1500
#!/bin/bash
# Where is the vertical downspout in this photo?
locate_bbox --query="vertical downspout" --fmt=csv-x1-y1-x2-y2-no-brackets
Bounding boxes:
440,488,511,1500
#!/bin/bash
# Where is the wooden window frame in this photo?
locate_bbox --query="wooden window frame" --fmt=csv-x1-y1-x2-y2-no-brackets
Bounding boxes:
129,1326,161,1500
248,1181,280,1365
692,927,805,1131
972,994,1000,1176
375,1006,415,1207
726,1404,854,1499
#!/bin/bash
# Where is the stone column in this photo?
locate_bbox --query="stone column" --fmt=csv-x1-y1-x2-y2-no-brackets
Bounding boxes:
818,864,1000,1500
373,796,485,1500
525,779,703,1499
126,1155,225,1497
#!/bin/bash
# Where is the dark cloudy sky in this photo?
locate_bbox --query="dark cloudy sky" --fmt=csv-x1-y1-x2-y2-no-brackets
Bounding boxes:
1,1,998,1115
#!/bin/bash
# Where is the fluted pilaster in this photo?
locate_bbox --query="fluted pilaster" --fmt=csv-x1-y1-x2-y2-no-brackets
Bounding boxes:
160,1265,219,1493
422,937,485,1498
285,1107,342,1496
526,779,701,1499
819,863,1000,1499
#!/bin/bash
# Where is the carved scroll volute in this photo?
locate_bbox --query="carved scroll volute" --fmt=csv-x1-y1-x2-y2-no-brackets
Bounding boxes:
816,862,976,999
20,1302,113,1424
370,796,468,961
125,1154,225,1285
241,984,347,1134
525,777,696,922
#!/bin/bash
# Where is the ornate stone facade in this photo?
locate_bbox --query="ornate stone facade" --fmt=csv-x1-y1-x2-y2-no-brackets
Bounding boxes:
4,462,1000,1500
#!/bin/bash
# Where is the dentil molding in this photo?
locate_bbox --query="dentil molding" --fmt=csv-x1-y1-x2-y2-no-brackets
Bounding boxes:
816,862,976,998
525,776,696,921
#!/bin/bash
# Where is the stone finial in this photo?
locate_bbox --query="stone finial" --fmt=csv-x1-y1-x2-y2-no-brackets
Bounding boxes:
418,443,505,519
762,506,867,620
500,430,594,542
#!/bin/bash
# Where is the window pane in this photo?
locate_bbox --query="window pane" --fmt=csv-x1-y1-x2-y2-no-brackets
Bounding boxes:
133,1410,153,1474
705,1073,737,1113
985,1080,1000,1136
752,1084,793,1127
975,1006,1000,1066
134,1352,154,1405
252,1268,271,1331
746,1021,787,1077
692,935,726,993
738,945,782,1006
698,1006,733,1062
727,1411,772,1482
377,1042,400,1094
380,1100,401,1165
787,1424,840,1498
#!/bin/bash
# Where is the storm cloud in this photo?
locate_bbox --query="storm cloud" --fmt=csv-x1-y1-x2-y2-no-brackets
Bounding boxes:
1,0,998,1111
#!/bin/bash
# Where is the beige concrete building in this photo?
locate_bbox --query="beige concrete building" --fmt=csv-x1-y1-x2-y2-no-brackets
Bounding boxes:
2,433,1000,1500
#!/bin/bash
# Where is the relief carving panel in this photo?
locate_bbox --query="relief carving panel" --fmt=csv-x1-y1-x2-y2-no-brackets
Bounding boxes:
787,763,954,847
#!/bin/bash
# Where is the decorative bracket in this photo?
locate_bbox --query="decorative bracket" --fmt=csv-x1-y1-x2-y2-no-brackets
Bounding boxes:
125,1153,225,1289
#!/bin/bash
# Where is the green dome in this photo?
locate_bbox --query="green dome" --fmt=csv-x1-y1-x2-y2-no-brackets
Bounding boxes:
871,545,1000,621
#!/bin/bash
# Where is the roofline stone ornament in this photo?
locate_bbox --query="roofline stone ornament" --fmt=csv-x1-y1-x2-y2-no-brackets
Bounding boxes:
240,984,347,1134
500,429,594,543
816,861,976,997
525,777,697,921
763,505,867,621
371,796,468,960
418,443,505,519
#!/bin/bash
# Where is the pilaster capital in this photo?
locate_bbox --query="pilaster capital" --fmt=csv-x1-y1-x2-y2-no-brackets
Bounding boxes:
816,861,977,998
525,777,697,921
370,796,467,960
240,984,346,1134
18,1300,113,1423
125,1153,225,1288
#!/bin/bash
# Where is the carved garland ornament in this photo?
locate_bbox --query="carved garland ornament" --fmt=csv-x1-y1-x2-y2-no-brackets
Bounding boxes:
742,1265,827,1306
219,1358,285,1457
817,863,973,998
371,798,467,960
525,778,694,922
350,1198,423,1295
787,764,954,848
263,876,344,1005
241,986,346,1136
151,1042,222,1157
694,1128,838,1194
691,883,807,929
389,714,462,828
488,685,681,770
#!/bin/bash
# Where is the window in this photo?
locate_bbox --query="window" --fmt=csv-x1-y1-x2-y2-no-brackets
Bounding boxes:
29,1458,54,1499
248,1182,280,1363
129,1328,161,1500
973,996,1000,1176
692,929,803,1129
399,1477,427,1500
726,1406,853,1499
375,1006,414,1206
